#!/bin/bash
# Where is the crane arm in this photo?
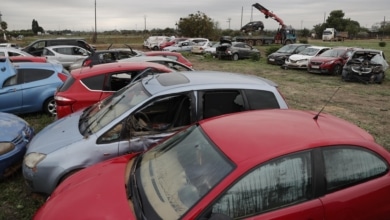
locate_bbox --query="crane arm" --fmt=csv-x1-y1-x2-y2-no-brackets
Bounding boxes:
252,3,285,27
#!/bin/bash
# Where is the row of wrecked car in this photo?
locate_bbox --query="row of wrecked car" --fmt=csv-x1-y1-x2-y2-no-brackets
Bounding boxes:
267,43,389,84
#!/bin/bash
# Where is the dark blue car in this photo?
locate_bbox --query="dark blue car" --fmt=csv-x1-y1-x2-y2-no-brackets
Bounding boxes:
0,58,69,115
0,112,34,179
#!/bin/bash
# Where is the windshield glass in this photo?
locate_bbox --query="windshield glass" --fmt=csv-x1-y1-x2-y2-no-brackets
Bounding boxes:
135,125,234,219
277,44,298,53
80,82,151,135
300,48,320,56
319,49,344,58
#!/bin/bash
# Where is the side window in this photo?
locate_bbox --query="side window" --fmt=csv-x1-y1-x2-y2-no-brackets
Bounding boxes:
18,69,54,83
3,75,18,87
201,90,243,119
130,94,191,133
104,72,132,91
212,151,312,218
244,89,281,109
54,47,73,55
98,94,192,144
81,74,105,90
323,146,388,192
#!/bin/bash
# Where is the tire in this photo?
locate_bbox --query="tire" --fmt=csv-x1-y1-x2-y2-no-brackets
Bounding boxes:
256,40,263,46
232,53,239,61
247,40,254,46
332,64,342,75
43,97,56,116
153,46,159,51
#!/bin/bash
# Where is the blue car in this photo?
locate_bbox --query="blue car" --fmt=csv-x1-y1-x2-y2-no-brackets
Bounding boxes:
0,58,69,115
0,112,34,179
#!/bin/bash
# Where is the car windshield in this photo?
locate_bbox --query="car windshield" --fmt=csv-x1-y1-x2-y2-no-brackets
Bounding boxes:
131,125,234,219
277,44,299,53
318,49,345,58
300,48,320,56
79,82,151,135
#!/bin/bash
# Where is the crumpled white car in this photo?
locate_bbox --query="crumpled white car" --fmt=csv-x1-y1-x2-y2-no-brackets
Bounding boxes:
283,46,331,69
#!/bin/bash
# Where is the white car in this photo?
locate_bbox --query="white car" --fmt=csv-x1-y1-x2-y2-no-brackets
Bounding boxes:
0,47,32,57
284,46,331,69
191,40,213,54
163,38,208,52
42,45,91,68
0,43,20,48
204,42,220,56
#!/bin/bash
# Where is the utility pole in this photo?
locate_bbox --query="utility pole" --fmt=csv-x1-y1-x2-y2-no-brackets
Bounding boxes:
227,18,231,29
92,0,97,43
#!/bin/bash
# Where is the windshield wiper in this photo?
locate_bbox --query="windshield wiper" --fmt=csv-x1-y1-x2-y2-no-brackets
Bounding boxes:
127,154,145,219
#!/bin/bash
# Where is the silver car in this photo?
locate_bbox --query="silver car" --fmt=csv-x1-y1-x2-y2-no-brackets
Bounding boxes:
23,71,288,195
42,45,91,68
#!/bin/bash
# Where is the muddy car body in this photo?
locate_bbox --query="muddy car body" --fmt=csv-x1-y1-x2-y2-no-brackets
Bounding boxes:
341,49,388,84
216,39,260,61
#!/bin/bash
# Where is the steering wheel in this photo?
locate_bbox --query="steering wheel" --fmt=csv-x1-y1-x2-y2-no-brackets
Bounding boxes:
130,112,152,131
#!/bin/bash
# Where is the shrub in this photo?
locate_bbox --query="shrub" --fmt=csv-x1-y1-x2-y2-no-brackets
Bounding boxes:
379,41,386,47
265,46,280,56
251,53,261,61
299,38,309,44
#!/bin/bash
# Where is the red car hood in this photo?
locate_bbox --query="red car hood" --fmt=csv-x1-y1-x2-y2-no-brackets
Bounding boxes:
310,56,337,62
34,154,137,220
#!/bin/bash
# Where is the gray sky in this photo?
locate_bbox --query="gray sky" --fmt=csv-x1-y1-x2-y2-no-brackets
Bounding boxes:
1,0,389,31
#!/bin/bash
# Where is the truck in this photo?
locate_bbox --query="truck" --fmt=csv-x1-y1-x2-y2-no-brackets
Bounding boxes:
322,28,349,41
234,3,297,46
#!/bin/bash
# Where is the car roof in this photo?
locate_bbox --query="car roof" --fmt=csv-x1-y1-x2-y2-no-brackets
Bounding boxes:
70,61,172,78
141,71,278,95
305,46,330,50
143,51,182,56
199,109,379,165
12,61,63,70
119,56,180,63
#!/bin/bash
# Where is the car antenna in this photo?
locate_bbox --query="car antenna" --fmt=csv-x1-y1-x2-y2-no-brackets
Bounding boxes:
313,87,340,120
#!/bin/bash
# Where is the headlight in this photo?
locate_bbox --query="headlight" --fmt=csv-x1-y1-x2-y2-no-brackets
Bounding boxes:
24,152,46,169
0,142,15,155
324,60,334,65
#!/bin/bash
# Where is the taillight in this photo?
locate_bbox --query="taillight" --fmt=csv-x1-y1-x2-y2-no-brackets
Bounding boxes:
57,73,68,82
55,96,76,106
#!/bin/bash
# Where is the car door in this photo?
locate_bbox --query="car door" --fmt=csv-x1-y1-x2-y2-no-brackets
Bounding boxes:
194,151,324,219
198,89,283,120
0,74,23,113
319,146,390,219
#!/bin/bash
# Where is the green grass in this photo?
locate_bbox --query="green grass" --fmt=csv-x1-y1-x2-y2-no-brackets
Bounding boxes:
1,37,389,219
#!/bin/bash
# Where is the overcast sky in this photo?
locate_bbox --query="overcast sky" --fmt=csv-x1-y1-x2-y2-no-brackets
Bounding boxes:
1,0,389,32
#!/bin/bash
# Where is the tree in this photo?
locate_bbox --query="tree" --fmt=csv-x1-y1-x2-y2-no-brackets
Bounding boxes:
32,19,44,35
0,21,7,31
326,10,347,31
177,11,215,38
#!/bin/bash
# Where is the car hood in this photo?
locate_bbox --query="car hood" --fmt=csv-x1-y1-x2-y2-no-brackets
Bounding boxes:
0,112,28,142
289,54,312,61
310,57,337,62
269,52,291,57
26,111,84,154
34,154,136,219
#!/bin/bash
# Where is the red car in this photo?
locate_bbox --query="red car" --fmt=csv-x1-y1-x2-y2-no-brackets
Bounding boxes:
307,47,357,75
144,51,193,68
34,109,390,219
54,62,173,119
159,37,188,50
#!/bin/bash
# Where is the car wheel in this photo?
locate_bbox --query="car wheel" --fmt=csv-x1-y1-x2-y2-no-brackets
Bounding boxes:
232,53,239,61
43,97,56,116
332,64,342,75
152,46,159,51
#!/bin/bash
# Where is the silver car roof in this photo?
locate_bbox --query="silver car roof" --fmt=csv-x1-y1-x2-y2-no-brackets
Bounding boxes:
141,71,278,96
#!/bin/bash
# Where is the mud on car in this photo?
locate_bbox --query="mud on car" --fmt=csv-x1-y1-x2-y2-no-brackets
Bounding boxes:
341,49,389,84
